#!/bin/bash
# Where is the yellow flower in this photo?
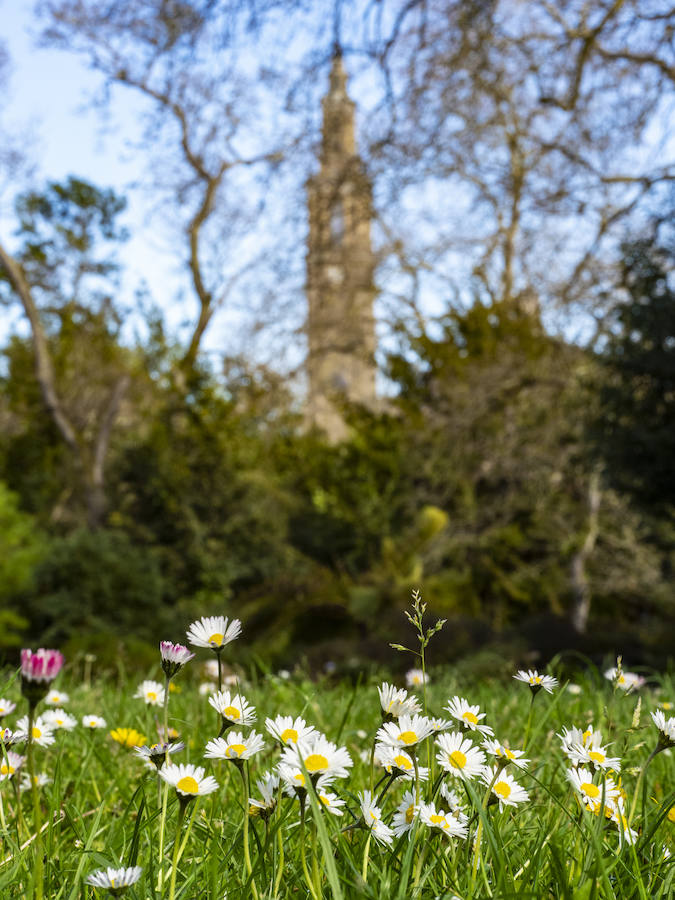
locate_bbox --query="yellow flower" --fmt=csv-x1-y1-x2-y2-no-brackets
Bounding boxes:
168,682,181,694
110,727,147,749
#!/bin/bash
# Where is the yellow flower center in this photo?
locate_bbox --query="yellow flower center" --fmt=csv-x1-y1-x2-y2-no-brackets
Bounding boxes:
582,782,600,798
462,711,478,725
32,727,41,739
405,805,415,824
398,730,417,745
369,810,378,820
533,676,542,684
147,692,157,702
394,754,412,770
582,729,592,745
430,814,445,825
226,744,246,758
589,751,605,764
504,748,515,759
494,781,511,799
305,753,329,773
223,706,241,720
618,675,625,684
111,878,116,888
1,764,14,775
280,728,298,743
320,794,331,806
177,775,199,794
209,632,224,647
449,750,466,769
293,773,306,786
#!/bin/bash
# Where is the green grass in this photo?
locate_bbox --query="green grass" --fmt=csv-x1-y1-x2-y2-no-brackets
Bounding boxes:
0,648,673,899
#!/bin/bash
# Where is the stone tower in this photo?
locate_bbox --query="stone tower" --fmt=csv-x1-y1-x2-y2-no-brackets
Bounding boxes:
306,49,377,441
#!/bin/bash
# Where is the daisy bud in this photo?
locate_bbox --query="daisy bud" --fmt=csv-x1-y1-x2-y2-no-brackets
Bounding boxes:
159,641,195,679
20,648,65,707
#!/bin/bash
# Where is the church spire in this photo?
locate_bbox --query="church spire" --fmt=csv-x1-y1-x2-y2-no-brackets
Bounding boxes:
305,52,377,441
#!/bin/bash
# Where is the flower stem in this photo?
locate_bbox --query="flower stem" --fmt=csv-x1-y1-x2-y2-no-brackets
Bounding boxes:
299,798,319,900
361,831,372,882
156,780,170,892
168,799,188,900
26,706,44,900
627,745,659,827
240,763,259,900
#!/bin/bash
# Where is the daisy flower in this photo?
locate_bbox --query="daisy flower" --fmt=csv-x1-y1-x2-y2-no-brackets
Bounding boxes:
609,798,638,846
482,738,530,769
316,788,345,815
651,710,675,750
513,669,558,695
428,716,453,733
436,731,486,781
204,730,265,762
280,734,353,781
45,689,69,706
567,767,620,810
15,715,56,748
133,680,165,707
159,762,219,798
134,741,185,770
20,772,51,790
0,751,25,781
0,727,18,747
392,789,419,837
0,698,16,718
187,615,242,651
20,648,65,705
567,740,621,773
265,715,318,746
377,682,421,718
439,784,469,822
445,696,494,736
419,801,468,838
43,708,77,731
481,766,530,810
82,715,107,729
406,668,429,688
249,771,280,819
376,713,434,749
374,743,428,781
358,790,394,846
209,690,256,730
85,865,143,894
110,727,147,749
159,641,195,679
604,667,645,692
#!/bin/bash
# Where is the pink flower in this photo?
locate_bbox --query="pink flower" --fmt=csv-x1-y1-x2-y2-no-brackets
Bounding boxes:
160,641,195,678
20,649,64,684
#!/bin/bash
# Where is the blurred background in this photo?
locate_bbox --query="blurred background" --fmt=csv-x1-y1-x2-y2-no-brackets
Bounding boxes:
0,0,673,673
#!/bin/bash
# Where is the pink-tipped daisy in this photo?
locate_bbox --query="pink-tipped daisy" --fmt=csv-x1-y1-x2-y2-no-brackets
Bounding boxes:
20,648,65,705
187,615,241,651
159,641,195,678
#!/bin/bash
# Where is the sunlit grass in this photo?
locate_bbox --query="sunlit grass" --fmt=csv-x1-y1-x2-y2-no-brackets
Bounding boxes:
0,610,673,899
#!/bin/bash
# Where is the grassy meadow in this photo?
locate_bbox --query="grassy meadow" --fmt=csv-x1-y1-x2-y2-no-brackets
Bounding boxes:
0,604,673,899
